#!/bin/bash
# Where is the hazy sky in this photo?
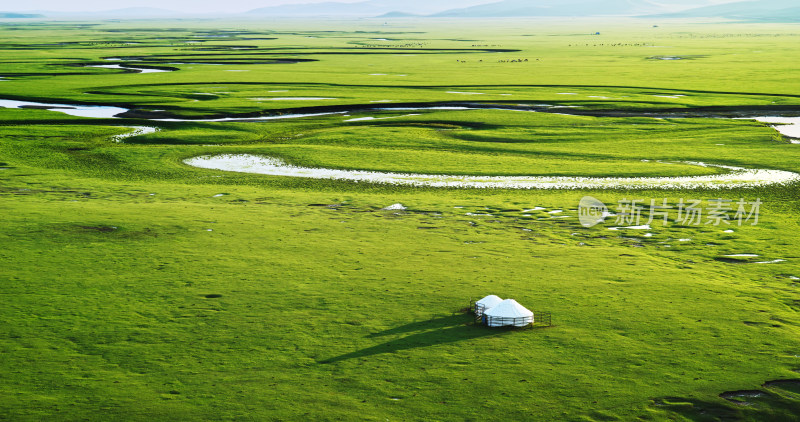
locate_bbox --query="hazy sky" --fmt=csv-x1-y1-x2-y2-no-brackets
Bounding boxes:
8,0,741,14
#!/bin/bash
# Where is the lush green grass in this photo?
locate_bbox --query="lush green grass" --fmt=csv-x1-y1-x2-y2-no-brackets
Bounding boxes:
1,19,800,422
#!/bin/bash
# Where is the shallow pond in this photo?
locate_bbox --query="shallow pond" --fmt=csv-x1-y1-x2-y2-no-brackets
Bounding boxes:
85,64,171,74
751,116,800,142
0,99,128,118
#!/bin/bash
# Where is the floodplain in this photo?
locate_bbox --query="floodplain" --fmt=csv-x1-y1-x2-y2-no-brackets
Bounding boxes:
1,18,800,421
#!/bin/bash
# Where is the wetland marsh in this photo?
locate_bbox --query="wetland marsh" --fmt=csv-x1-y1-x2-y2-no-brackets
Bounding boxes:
1,18,800,422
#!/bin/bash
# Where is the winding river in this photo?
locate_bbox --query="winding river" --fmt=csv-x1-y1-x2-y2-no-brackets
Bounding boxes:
183,155,800,190
2,97,799,189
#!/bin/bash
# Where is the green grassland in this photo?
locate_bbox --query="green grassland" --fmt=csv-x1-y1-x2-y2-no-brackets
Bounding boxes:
1,18,800,421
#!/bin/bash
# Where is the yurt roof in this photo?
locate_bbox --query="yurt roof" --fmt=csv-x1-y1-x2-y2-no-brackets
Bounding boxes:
484,299,533,318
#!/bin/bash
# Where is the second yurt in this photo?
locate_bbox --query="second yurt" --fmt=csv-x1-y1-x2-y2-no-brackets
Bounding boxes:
474,295,503,317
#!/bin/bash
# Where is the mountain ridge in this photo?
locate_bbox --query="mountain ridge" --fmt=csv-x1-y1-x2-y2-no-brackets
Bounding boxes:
648,0,800,21
432,0,712,18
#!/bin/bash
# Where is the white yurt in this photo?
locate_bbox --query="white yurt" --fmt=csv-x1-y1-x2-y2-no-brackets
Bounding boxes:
484,299,534,327
474,295,503,317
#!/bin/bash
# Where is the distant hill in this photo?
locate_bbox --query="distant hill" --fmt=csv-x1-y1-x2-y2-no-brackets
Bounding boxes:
0,12,43,18
650,0,800,21
746,6,800,22
248,0,491,17
432,0,715,18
